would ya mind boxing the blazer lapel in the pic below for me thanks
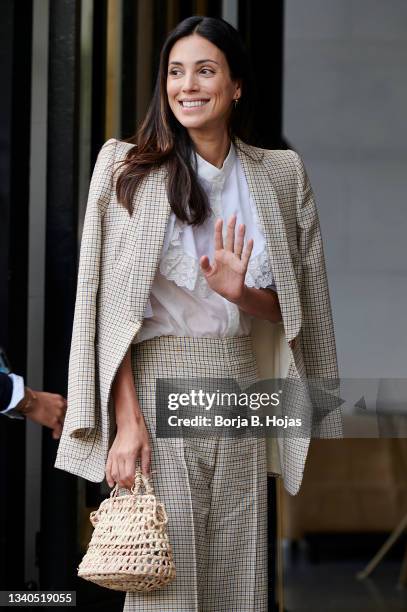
[126,166,172,322]
[234,138,302,343]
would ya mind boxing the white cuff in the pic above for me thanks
[1,373,25,419]
[143,299,154,319]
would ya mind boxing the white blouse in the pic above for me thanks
[133,141,276,344]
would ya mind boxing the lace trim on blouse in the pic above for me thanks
[159,214,275,298]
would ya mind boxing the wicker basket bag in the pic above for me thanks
[77,469,176,592]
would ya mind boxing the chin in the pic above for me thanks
[175,116,208,130]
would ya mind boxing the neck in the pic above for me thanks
[188,128,231,169]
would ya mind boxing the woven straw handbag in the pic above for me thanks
[77,469,176,592]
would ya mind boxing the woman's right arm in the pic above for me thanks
[105,347,152,489]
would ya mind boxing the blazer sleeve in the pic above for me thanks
[0,372,13,412]
[290,151,342,437]
[63,138,117,437]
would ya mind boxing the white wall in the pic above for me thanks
[283,0,407,376]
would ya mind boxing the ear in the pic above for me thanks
[234,79,242,100]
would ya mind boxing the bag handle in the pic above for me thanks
[89,470,157,527]
[130,469,155,495]
[108,468,155,499]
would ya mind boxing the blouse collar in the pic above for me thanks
[193,141,236,187]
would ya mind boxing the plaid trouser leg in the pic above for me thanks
[203,436,268,612]
[123,335,268,612]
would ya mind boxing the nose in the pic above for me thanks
[182,71,199,92]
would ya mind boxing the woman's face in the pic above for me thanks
[166,33,241,136]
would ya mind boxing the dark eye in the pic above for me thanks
[200,68,214,75]
[169,68,182,76]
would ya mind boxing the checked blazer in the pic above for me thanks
[55,136,341,496]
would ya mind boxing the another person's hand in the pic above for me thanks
[200,214,253,302]
[18,389,67,439]
[105,411,152,490]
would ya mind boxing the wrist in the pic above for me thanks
[16,387,37,415]
[115,401,143,427]
[228,284,249,307]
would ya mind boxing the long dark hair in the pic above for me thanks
[115,16,256,224]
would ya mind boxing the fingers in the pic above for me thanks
[119,456,135,490]
[52,422,63,440]
[214,216,251,262]
[214,218,223,250]
[60,396,67,421]
[35,392,66,431]
[241,238,254,269]
[225,214,237,252]
[113,454,135,490]
[235,223,245,258]
[54,395,67,428]
[200,255,212,275]
[105,454,116,488]
[140,445,152,477]
[105,444,152,489]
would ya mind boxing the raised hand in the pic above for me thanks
[200,214,253,303]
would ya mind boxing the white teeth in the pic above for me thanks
[181,100,208,107]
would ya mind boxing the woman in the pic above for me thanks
[56,15,339,612]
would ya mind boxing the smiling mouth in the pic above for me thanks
[179,99,209,108]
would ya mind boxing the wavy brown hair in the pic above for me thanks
[115,16,257,224]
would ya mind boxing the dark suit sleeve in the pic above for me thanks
[0,372,13,412]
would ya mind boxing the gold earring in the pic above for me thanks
[234,98,239,108]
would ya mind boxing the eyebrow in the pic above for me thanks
[168,59,219,66]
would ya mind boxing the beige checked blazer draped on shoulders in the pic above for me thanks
[55,136,341,496]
